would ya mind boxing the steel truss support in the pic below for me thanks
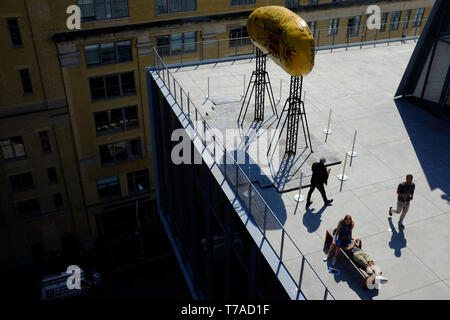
[267,75,313,156]
[238,48,278,126]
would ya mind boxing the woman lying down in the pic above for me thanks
[344,239,389,290]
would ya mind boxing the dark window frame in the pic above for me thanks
[390,11,402,31]
[347,16,361,38]
[85,40,133,67]
[53,193,64,209]
[0,136,26,160]
[38,131,51,154]
[156,32,197,56]
[9,172,34,192]
[6,18,23,47]
[99,137,142,165]
[155,0,197,15]
[97,176,121,201]
[19,69,33,95]
[89,71,136,101]
[328,18,339,36]
[127,169,150,196]
[47,167,58,184]
[17,199,41,219]
[229,26,251,47]
[380,12,389,32]
[230,0,256,6]
[78,0,129,22]
[413,8,425,27]
[94,105,139,136]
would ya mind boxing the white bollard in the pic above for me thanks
[347,130,358,166]
[240,75,246,99]
[337,153,349,181]
[323,109,333,142]
[277,79,284,103]
[294,171,305,202]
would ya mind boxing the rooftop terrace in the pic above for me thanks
[152,40,450,300]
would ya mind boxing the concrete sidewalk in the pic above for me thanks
[170,41,450,300]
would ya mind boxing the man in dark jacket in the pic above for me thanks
[306,157,333,207]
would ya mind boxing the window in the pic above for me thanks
[53,194,63,208]
[97,176,121,201]
[307,21,316,37]
[85,40,132,66]
[380,12,389,32]
[127,169,150,195]
[6,18,22,47]
[308,0,318,4]
[99,138,141,165]
[9,172,34,192]
[328,18,339,36]
[94,105,138,135]
[155,0,196,15]
[231,0,255,6]
[403,10,411,30]
[156,32,197,56]
[39,131,51,153]
[347,16,360,37]
[390,11,402,31]
[47,167,58,183]
[78,0,129,22]
[413,8,425,27]
[229,26,251,47]
[19,69,33,94]
[89,72,136,100]
[0,136,26,160]
[17,199,41,219]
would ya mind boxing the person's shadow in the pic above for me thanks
[300,204,327,233]
[388,217,407,257]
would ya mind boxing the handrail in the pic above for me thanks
[151,47,337,300]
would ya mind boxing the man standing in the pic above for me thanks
[389,174,415,229]
[306,157,333,207]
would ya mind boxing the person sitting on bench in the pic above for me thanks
[344,238,388,285]
[324,215,354,265]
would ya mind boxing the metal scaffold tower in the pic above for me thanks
[268,75,313,156]
[238,48,278,126]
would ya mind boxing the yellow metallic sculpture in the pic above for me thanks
[247,6,315,76]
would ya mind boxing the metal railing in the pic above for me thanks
[152,48,336,300]
[153,18,426,67]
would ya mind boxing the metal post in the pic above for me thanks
[203,119,206,146]
[324,288,329,300]
[248,167,252,215]
[331,30,336,53]
[388,25,391,46]
[263,206,267,238]
[180,87,183,111]
[213,135,216,159]
[347,130,358,166]
[316,30,320,52]
[279,230,285,262]
[294,171,304,203]
[337,153,349,182]
[168,70,171,93]
[240,75,246,99]
[277,79,283,103]
[173,78,177,101]
[298,256,306,291]
[323,109,332,142]
[235,163,239,193]
[187,92,191,118]
[374,29,378,48]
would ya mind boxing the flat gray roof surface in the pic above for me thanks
[169,41,450,300]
